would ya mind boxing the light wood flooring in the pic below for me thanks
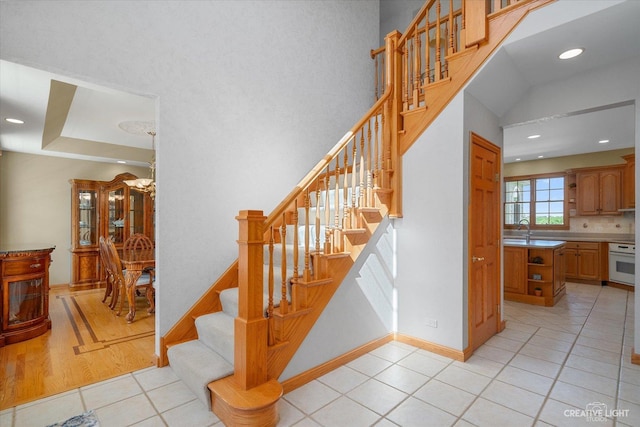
[0,285,155,410]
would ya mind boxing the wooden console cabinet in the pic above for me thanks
[0,245,55,347]
[504,241,565,307]
[70,173,154,288]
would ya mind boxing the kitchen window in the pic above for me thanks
[504,174,568,229]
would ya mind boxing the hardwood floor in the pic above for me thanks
[0,285,155,410]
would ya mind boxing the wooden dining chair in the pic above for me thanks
[123,233,155,284]
[105,236,153,316]
[99,236,117,305]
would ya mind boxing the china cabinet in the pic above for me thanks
[0,245,55,346]
[70,173,154,288]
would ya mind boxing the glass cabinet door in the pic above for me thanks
[108,188,126,244]
[78,190,97,246]
[6,277,44,328]
[129,190,145,235]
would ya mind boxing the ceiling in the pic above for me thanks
[0,1,638,166]
[467,0,640,163]
[0,60,155,167]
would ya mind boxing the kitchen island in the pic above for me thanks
[504,239,566,307]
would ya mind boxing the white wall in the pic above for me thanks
[395,94,466,350]
[281,219,394,381]
[0,151,148,285]
[0,1,379,354]
[379,0,424,44]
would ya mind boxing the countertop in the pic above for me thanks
[0,244,56,256]
[503,232,634,244]
[503,239,566,249]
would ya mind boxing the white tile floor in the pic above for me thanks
[1,283,637,427]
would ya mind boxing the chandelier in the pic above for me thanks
[124,130,156,199]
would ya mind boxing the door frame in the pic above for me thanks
[467,132,504,354]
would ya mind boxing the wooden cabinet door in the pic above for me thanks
[565,247,578,278]
[504,247,527,294]
[576,171,599,215]
[599,168,622,215]
[578,248,599,280]
[553,247,566,295]
[623,154,635,208]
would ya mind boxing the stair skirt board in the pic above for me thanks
[167,340,234,410]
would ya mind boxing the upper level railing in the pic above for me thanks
[371,0,531,110]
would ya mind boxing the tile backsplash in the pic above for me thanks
[569,213,635,234]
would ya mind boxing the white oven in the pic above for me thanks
[608,243,635,287]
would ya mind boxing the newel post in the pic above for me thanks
[235,210,268,390]
[386,30,403,217]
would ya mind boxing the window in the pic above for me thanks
[504,174,567,229]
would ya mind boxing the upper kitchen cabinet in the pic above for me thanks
[576,166,623,216]
[69,173,154,288]
[622,154,635,209]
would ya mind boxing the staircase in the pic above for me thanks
[162,0,554,425]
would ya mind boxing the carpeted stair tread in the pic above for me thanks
[195,311,235,365]
[167,340,233,410]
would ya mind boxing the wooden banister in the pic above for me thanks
[263,34,396,232]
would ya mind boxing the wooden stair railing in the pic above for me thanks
[162,0,556,424]
[233,30,398,383]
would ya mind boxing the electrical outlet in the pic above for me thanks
[425,318,438,328]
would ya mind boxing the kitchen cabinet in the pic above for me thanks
[564,241,606,284]
[503,241,566,307]
[70,173,154,289]
[622,154,635,209]
[1,245,55,347]
[504,246,527,294]
[576,166,623,215]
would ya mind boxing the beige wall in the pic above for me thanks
[504,148,636,236]
[504,148,634,177]
[0,151,148,285]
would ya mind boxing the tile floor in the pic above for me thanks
[1,283,637,427]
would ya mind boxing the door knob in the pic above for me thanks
[472,256,485,262]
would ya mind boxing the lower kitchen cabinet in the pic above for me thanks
[564,241,606,284]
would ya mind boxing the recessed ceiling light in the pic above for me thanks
[527,134,541,139]
[515,158,521,161]
[117,160,127,164]
[538,155,544,159]
[5,117,24,124]
[598,139,609,144]
[559,48,584,60]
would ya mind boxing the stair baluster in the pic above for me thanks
[303,189,311,282]
[324,168,332,255]
[293,200,299,284]
[280,215,288,315]
[268,227,275,345]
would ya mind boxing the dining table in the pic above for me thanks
[120,248,155,323]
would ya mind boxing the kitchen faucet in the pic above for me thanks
[517,218,531,242]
